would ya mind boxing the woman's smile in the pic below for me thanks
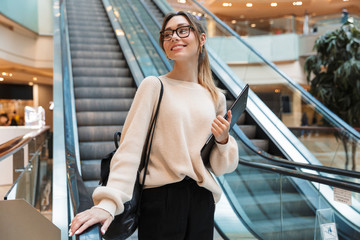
[171,44,187,51]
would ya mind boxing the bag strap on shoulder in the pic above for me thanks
[140,77,163,189]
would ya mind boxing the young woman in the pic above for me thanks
[69,11,238,239]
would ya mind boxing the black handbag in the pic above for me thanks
[99,78,163,240]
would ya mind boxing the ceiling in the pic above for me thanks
[0,58,52,86]
[1,0,359,88]
[197,0,360,20]
[0,14,53,87]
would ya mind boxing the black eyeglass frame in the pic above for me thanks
[160,25,194,41]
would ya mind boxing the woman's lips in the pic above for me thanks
[171,45,186,51]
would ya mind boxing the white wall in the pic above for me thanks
[0,24,53,68]
[38,0,53,35]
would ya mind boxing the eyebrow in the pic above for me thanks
[164,23,189,31]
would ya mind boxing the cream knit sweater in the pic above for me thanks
[92,76,238,217]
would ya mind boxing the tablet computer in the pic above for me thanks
[201,84,249,166]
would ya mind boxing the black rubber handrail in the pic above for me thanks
[238,159,360,193]
[233,126,360,179]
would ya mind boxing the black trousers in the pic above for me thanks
[138,178,215,240]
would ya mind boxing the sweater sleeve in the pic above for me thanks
[92,76,161,217]
[209,93,239,176]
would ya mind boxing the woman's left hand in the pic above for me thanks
[211,110,232,144]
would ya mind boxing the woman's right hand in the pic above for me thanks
[69,207,113,237]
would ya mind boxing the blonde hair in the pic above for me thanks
[159,11,220,103]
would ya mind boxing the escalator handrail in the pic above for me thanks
[232,125,360,179]
[59,0,102,239]
[125,0,172,72]
[103,0,144,87]
[238,159,360,193]
[140,0,162,29]
[189,0,360,142]
[0,127,50,162]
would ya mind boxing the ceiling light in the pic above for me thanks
[231,20,236,24]
[33,77,37,81]
[246,3,253,7]
[9,73,12,77]
[293,1,303,5]
[0,77,4,81]
[271,3,278,7]
[177,0,186,3]
[343,0,349,2]
[2,72,7,76]
[251,23,256,28]
[223,3,232,7]
[29,82,34,86]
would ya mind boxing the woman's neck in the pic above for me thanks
[166,59,198,83]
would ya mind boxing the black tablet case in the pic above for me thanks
[201,84,249,166]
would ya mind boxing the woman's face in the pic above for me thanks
[162,15,204,62]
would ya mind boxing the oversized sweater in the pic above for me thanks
[92,75,239,217]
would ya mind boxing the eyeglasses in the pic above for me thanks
[160,25,194,41]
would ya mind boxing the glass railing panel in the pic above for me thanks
[110,0,168,76]
[4,132,52,219]
[160,0,360,172]
[222,164,282,239]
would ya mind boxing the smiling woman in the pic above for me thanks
[69,10,239,240]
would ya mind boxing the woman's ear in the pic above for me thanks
[200,33,206,47]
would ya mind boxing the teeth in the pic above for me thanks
[172,45,184,50]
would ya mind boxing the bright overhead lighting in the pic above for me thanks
[223,3,232,7]
[271,3,278,7]
[251,23,256,28]
[231,20,236,24]
[29,82,34,86]
[177,0,186,3]
[2,72,7,76]
[9,73,12,77]
[33,77,37,81]
[246,3,253,7]
[293,1,303,5]
[343,0,349,2]
[0,77,4,81]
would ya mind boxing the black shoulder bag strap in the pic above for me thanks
[139,77,163,197]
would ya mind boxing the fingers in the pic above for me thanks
[69,208,112,237]
[227,110,232,123]
[211,112,231,144]
[101,217,113,235]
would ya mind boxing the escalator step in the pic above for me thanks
[78,125,124,142]
[238,125,256,138]
[74,87,136,98]
[75,98,133,112]
[79,141,115,160]
[72,59,126,68]
[68,30,115,39]
[81,160,102,181]
[73,77,133,87]
[68,24,113,33]
[70,43,120,52]
[76,111,128,126]
[71,50,123,60]
[72,67,130,77]
[70,36,117,45]
[84,180,101,195]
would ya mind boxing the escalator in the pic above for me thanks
[65,0,145,194]
[56,0,360,239]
